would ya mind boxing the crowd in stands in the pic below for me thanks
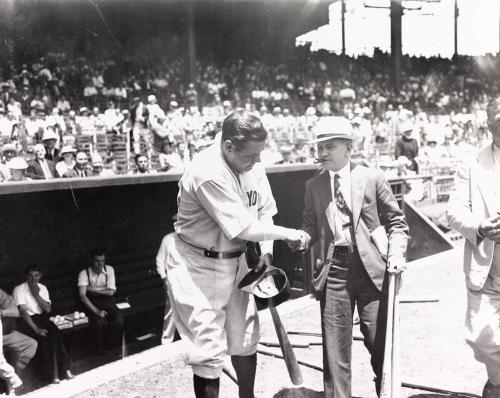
[0,50,497,182]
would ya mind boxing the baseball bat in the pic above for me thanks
[267,298,303,385]
[380,272,396,398]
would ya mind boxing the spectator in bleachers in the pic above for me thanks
[55,146,76,178]
[0,288,38,383]
[13,264,73,384]
[62,151,91,178]
[394,121,419,173]
[128,153,151,175]
[78,249,123,354]
[0,144,18,181]
[90,153,114,177]
[158,141,183,173]
[26,144,56,180]
[41,129,60,163]
[276,144,295,164]
[5,158,30,182]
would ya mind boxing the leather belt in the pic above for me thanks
[178,235,246,259]
[203,248,246,259]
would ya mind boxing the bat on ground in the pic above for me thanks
[267,298,303,385]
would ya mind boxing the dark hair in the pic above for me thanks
[24,263,43,275]
[91,248,106,258]
[134,153,147,164]
[221,111,267,149]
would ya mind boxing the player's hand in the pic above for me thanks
[254,253,272,272]
[387,256,406,274]
[36,327,48,337]
[478,214,500,242]
[96,310,107,318]
[28,281,40,296]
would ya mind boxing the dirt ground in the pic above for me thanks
[25,248,485,398]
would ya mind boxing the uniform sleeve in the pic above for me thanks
[196,180,254,240]
[77,269,89,287]
[257,167,278,220]
[156,237,168,279]
[106,266,117,291]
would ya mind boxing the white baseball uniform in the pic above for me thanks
[166,142,277,379]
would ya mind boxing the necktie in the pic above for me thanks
[333,174,352,229]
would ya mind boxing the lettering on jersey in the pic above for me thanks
[246,190,257,207]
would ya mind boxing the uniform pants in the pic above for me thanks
[320,248,386,398]
[87,295,124,351]
[3,331,38,370]
[466,285,500,385]
[0,318,22,389]
[166,234,260,379]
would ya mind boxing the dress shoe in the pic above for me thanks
[51,378,60,385]
[65,370,75,380]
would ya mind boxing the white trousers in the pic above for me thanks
[165,234,260,379]
[0,318,23,390]
[466,287,500,385]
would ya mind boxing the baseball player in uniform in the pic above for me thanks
[164,111,304,398]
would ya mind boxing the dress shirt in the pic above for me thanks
[77,265,116,291]
[39,159,53,179]
[328,164,353,247]
[12,282,51,316]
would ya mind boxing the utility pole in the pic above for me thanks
[186,1,197,86]
[341,0,346,55]
[390,0,403,94]
[454,0,458,58]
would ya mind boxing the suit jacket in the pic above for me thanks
[62,167,91,178]
[447,143,498,291]
[26,159,56,180]
[302,162,408,292]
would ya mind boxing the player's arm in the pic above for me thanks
[196,180,303,243]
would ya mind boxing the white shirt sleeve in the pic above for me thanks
[156,236,168,280]
[77,269,89,287]
[106,266,116,291]
[39,284,51,304]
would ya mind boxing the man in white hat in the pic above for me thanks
[146,94,165,121]
[6,157,29,182]
[394,120,419,172]
[41,128,60,162]
[448,94,500,398]
[290,116,408,397]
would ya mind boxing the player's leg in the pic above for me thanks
[227,255,260,398]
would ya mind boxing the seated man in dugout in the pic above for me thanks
[78,249,123,354]
[12,264,73,385]
[0,288,37,385]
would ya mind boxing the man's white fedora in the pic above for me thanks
[310,116,357,143]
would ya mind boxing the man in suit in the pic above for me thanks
[26,144,56,180]
[291,116,408,397]
[62,152,91,178]
[447,94,500,398]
